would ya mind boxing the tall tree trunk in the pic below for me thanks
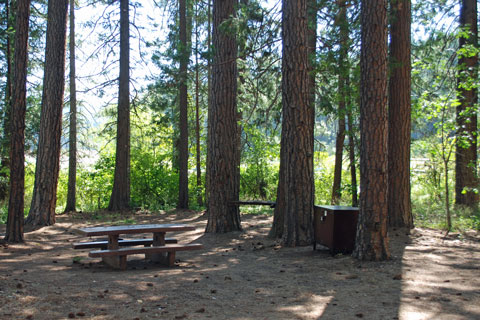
[4,0,30,242]
[388,0,413,228]
[0,1,14,202]
[5,1,12,115]
[347,108,358,207]
[205,0,241,233]
[271,0,314,246]
[307,0,316,152]
[455,0,478,208]
[108,0,130,211]
[194,0,203,207]
[332,0,348,205]
[353,0,390,261]
[65,0,77,213]
[26,0,68,226]
[205,0,212,208]
[177,0,189,209]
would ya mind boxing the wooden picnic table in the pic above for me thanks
[74,223,202,270]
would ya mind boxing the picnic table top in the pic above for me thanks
[76,223,196,236]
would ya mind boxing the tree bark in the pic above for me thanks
[332,117,346,205]
[353,0,390,260]
[205,0,241,233]
[108,0,131,211]
[347,109,358,207]
[271,0,314,246]
[65,0,77,213]
[455,0,478,208]
[177,0,189,209]
[307,0,316,145]
[205,0,212,208]
[388,0,413,228]
[26,0,68,226]
[332,0,348,205]
[4,0,30,242]
[194,1,203,207]
[0,1,14,201]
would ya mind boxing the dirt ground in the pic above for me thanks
[1,209,479,320]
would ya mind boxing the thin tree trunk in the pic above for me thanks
[455,0,478,208]
[445,159,452,230]
[388,0,413,229]
[332,118,346,205]
[205,0,241,233]
[347,108,358,207]
[26,0,68,226]
[194,1,203,207]
[108,0,130,211]
[65,0,77,213]
[332,0,348,205]
[353,0,390,261]
[177,0,189,209]
[4,0,30,242]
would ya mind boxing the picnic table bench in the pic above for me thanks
[74,224,202,270]
[73,237,178,249]
[229,200,276,208]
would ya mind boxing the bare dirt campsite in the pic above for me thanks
[1,210,480,320]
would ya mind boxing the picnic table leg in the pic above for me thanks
[152,232,166,246]
[167,252,176,267]
[102,235,127,270]
[149,232,171,266]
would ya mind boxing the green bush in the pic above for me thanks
[0,203,7,224]
[240,162,278,201]
[131,152,179,210]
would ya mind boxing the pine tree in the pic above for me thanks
[271,0,314,246]
[108,0,131,211]
[388,0,413,228]
[353,0,390,260]
[4,0,31,242]
[26,0,68,226]
[455,0,478,208]
[205,0,241,232]
[65,0,77,213]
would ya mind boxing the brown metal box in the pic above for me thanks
[313,205,359,254]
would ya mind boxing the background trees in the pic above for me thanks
[0,0,478,235]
